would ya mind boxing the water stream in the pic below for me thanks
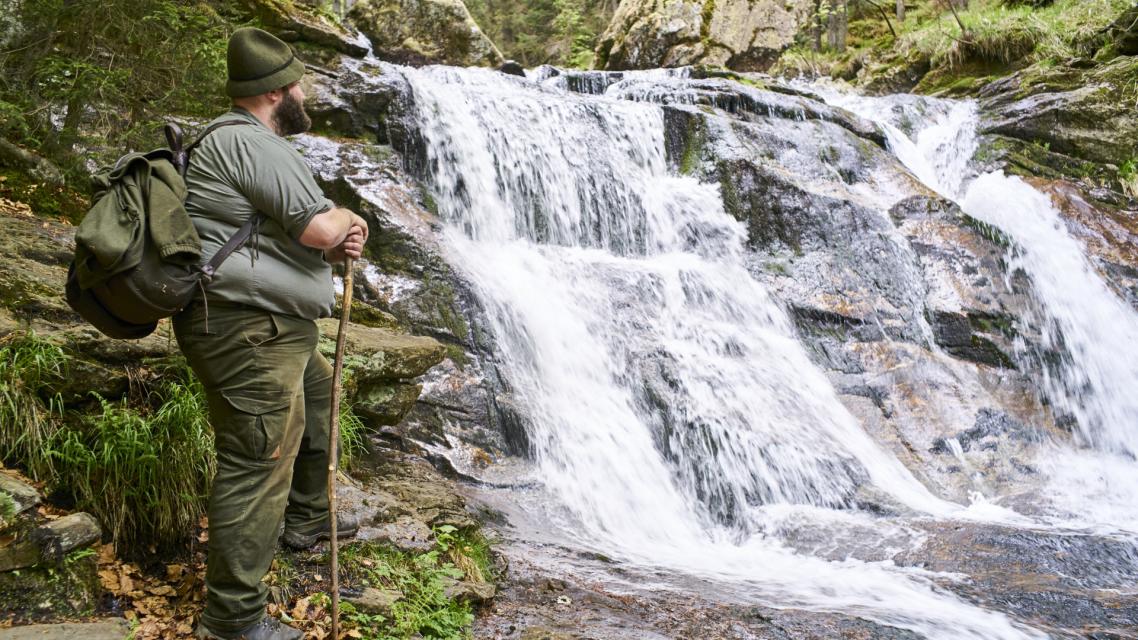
[389,66,1083,638]
[820,90,1138,533]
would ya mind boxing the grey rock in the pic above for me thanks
[596,0,813,71]
[349,0,503,67]
[0,473,40,515]
[979,56,1138,169]
[0,620,131,640]
[442,577,495,604]
[242,0,370,57]
[345,586,402,614]
[0,512,101,572]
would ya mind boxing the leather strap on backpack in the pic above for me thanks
[163,119,267,281]
[199,214,261,281]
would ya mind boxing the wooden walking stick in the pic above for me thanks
[328,257,353,639]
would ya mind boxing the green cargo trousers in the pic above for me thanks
[174,301,332,634]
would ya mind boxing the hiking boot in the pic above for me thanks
[281,512,360,550]
[195,615,303,640]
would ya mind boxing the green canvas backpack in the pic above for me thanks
[65,121,261,339]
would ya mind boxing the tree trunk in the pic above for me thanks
[813,0,824,51]
[827,0,848,53]
[896,0,905,21]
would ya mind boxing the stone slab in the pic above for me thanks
[0,620,131,640]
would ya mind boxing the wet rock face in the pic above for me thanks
[303,58,409,142]
[978,56,1138,170]
[897,522,1138,635]
[596,0,813,72]
[348,0,503,67]
[639,76,1055,503]
[1026,178,1138,309]
[293,120,516,459]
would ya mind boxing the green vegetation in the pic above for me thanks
[0,491,16,529]
[465,0,614,67]
[0,169,87,222]
[0,0,241,179]
[778,0,1133,93]
[338,401,372,471]
[0,332,66,480]
[0,329,380,550]
[1120,157,1138,197]
[336,525,494,639]
[48,365,215,551]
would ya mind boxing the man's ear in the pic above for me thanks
[266,86,286,105]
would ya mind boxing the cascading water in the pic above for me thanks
[395,65,1044,638]
[818,89,1138,532]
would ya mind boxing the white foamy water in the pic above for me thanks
[822,88,1138,530]
[395,65,1044,638]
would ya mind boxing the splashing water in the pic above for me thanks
[822,88,1138,530]
[395,66,1043,638]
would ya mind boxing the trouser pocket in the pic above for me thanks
[215,392,292,463]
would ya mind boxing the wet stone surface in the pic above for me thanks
[896,523,1138,637]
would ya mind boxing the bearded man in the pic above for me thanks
[177,27,368,640]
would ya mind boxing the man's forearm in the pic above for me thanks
[299,206,366,250]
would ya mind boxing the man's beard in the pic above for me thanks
[272,90,311,136]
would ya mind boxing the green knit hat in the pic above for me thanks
[226,27,306,98]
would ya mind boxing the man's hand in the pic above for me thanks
[325,224,365,264]
[301,207,370,251]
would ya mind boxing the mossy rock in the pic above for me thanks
[348,0,503,67]
[242,0,370,57]
[979,56,1138,170]
[317,319,446,383]
[597,0,812,71]
[355,381,423,427]
[0,553,100,624]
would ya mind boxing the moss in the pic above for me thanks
[445,343,469,370]
[678,117,707,176]
[0,552,100,624]
[961,213,1011,248]
[699,0,716,47]
[968,311,1018,338]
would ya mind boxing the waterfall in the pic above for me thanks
[820,89,1138,531]
[394,65,1043,639]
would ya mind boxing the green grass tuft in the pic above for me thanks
[0,332,67,480]
[48,364,215,551]
[0,491,17,529]
[335,526,496,639]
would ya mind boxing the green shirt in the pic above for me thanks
[186,108,335,320]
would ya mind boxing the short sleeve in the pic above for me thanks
[232,134,334,240]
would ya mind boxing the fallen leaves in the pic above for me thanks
[95,543,205,639]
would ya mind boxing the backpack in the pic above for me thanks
[65,121,261,339]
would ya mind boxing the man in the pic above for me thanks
[176,27,369,640]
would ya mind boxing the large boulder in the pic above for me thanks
[348,0,503,67]
[596,0,812,71]
[242,0,370,57]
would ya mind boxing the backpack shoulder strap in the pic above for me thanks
[165,119,254,176]
[186,119,252,155]
[181,119,264,280]
[199,214,261,281]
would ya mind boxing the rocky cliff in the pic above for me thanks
[596,0,812,71]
